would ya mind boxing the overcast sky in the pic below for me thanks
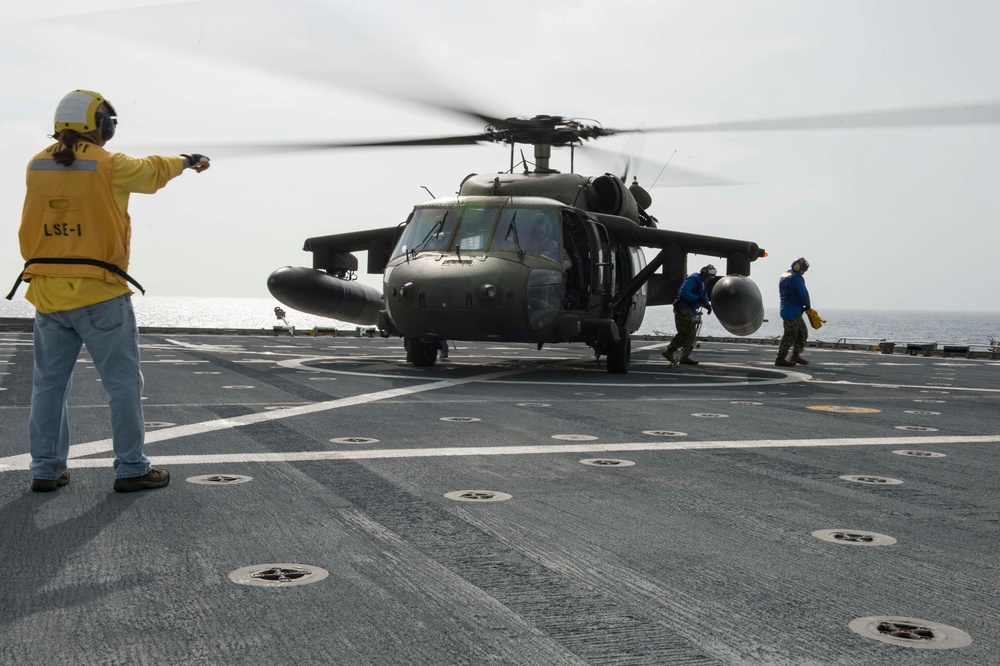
[2,0,998,316]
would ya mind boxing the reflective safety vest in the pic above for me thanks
[8,142,144,299]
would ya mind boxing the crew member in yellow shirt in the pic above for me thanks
[8,89,211,492]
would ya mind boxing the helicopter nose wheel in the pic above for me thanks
[405,337,439,367]
[606,328,631,374]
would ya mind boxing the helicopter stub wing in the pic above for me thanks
[595,214,765,272]
[303,225,403,275]
[303,226,401,255]
[640,227,765,272]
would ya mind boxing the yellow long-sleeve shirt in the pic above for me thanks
[19,142,184,313]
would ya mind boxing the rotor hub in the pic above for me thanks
[486,115,612,147]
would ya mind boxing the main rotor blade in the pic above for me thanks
[317,134,492,148]
[36,1,515,133]
[619,101,1000,134]
[123,134,495,159]
[578,145,743,188]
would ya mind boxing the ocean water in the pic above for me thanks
[2,296,997,346]
[641,307,999,346]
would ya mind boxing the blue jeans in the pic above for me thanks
[29,294,150,480]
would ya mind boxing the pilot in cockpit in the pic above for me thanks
[528,212,560,261]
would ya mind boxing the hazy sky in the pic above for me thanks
[2,0,998,316]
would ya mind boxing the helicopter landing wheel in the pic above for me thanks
[606,328,631,374]
[406,337,438,368]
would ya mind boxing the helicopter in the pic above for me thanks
[264,96,1000,373]
[266,112,769,373]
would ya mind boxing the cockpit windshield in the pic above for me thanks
[391,205,562,263]
[452,206,497,252]
[391,208,456,259]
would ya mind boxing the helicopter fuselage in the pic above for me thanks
[381,196,646,348]
[267,170,766,373]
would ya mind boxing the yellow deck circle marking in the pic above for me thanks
[808,405,882,414]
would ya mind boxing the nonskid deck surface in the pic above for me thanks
[1,333,998,665]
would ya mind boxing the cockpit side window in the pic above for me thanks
[524,210,561,262]
[489,208,562,263]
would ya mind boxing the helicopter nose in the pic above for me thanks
[385,258,566,339]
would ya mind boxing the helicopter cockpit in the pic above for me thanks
[382,198,607,348]
[390,202,565,265]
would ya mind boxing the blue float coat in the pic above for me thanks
[674,272,710,313]
[779,268,811,320]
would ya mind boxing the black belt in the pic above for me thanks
[6,257,144,300]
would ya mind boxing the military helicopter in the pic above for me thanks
[264,98,1000,373]
[265,111,770,374]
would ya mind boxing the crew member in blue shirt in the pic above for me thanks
[662,265,715,366]
[776,257,811,367]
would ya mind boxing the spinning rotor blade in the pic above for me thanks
[39,1,514,135]
[182,134,495,159]
[224,100,1000,159]
[45,3,1000,160]
[622,101,1000,134]
[612,132,645,182]
[579,145,743,188]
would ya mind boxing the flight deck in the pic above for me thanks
[1,333,997,665]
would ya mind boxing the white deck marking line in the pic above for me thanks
[6,435,998,471]
[276,354,811,388]
[0,363,547,470]
[810,379,1000,393]
[162,339,246,351]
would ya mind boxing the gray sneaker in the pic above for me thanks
[114,468,170,493]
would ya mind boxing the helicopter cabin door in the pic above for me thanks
[589,222,613,303]
[559,212,614,314]
[560,211,599,312]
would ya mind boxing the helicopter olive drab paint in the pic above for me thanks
[267,115,770,376]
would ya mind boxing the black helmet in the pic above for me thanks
[792,258,809,273]
[699,264,717,279]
